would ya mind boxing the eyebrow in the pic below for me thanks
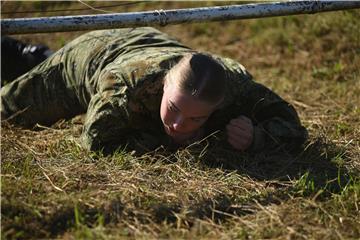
[169,100,209,119]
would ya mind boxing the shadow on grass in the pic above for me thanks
[1,125,354,240]
[192,136,353,197]
[121,136,355,228]
[1,198,126,239]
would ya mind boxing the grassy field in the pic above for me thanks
[1,1,360,239]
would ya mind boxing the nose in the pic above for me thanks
[172,115,184,131]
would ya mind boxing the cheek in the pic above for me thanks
[185,120,204,131]
[160,96,167,122]
[160,101,173,125]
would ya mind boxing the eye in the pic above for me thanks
[168,104,176,112]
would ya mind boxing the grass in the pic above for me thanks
[1,1,360,239]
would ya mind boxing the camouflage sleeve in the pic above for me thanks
[80,62,166,154]
[237,80,308,152]
[211,57,308,153]
[80,70,134,153]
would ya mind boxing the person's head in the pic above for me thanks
[160,52,226,138]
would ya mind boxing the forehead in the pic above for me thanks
[165,84,216,117]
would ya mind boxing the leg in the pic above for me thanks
[1,28,154,127]
[1,36,53,84]
[1,54,85,127]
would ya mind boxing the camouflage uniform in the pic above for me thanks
[1,27,307,153]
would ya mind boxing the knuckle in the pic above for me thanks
[226,126,233,133]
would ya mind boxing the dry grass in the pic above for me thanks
[1,2,360,239]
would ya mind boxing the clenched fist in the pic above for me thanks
[226,115,254,151]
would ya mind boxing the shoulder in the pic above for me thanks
[219,56,250,78]
[206,54,253,82]
[103,48,193,87]
[96,50,192,106]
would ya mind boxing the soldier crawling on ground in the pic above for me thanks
[1,27,308,154]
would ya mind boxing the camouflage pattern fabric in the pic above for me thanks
[1,27,307,153]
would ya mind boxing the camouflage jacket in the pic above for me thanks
[1,27,307,153]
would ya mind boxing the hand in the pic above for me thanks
[226,115,254,151]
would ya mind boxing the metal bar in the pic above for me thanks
[2,1,360,35]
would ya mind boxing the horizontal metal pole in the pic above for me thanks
[2,1,360,35]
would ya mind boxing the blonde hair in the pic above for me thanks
[164,53,226,105]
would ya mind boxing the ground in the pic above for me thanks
[1,1,360,239]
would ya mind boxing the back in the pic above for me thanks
[56,27,191,107]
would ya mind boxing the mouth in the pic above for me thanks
[165,125,177,134]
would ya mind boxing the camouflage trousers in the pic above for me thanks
[1,30,132,127]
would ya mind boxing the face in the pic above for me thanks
[160,82,217,140]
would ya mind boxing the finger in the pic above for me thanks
[227,131,252,143]
[228,133,251,146]
[227,122,254,143]
[228,136,250,151]
[228,122,249,133]
[227,137,245,151]
[228,131,253,147]
[227,134,252,150]
[227,126,252,138]
[226,124,250,137]
[239,115,252,124]
[231,115,252,123]
[229,118,252,129]
[230,118,246,126]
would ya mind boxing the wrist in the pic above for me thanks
[248,126,265,152]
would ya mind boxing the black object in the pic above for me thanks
[1,36,53,84]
